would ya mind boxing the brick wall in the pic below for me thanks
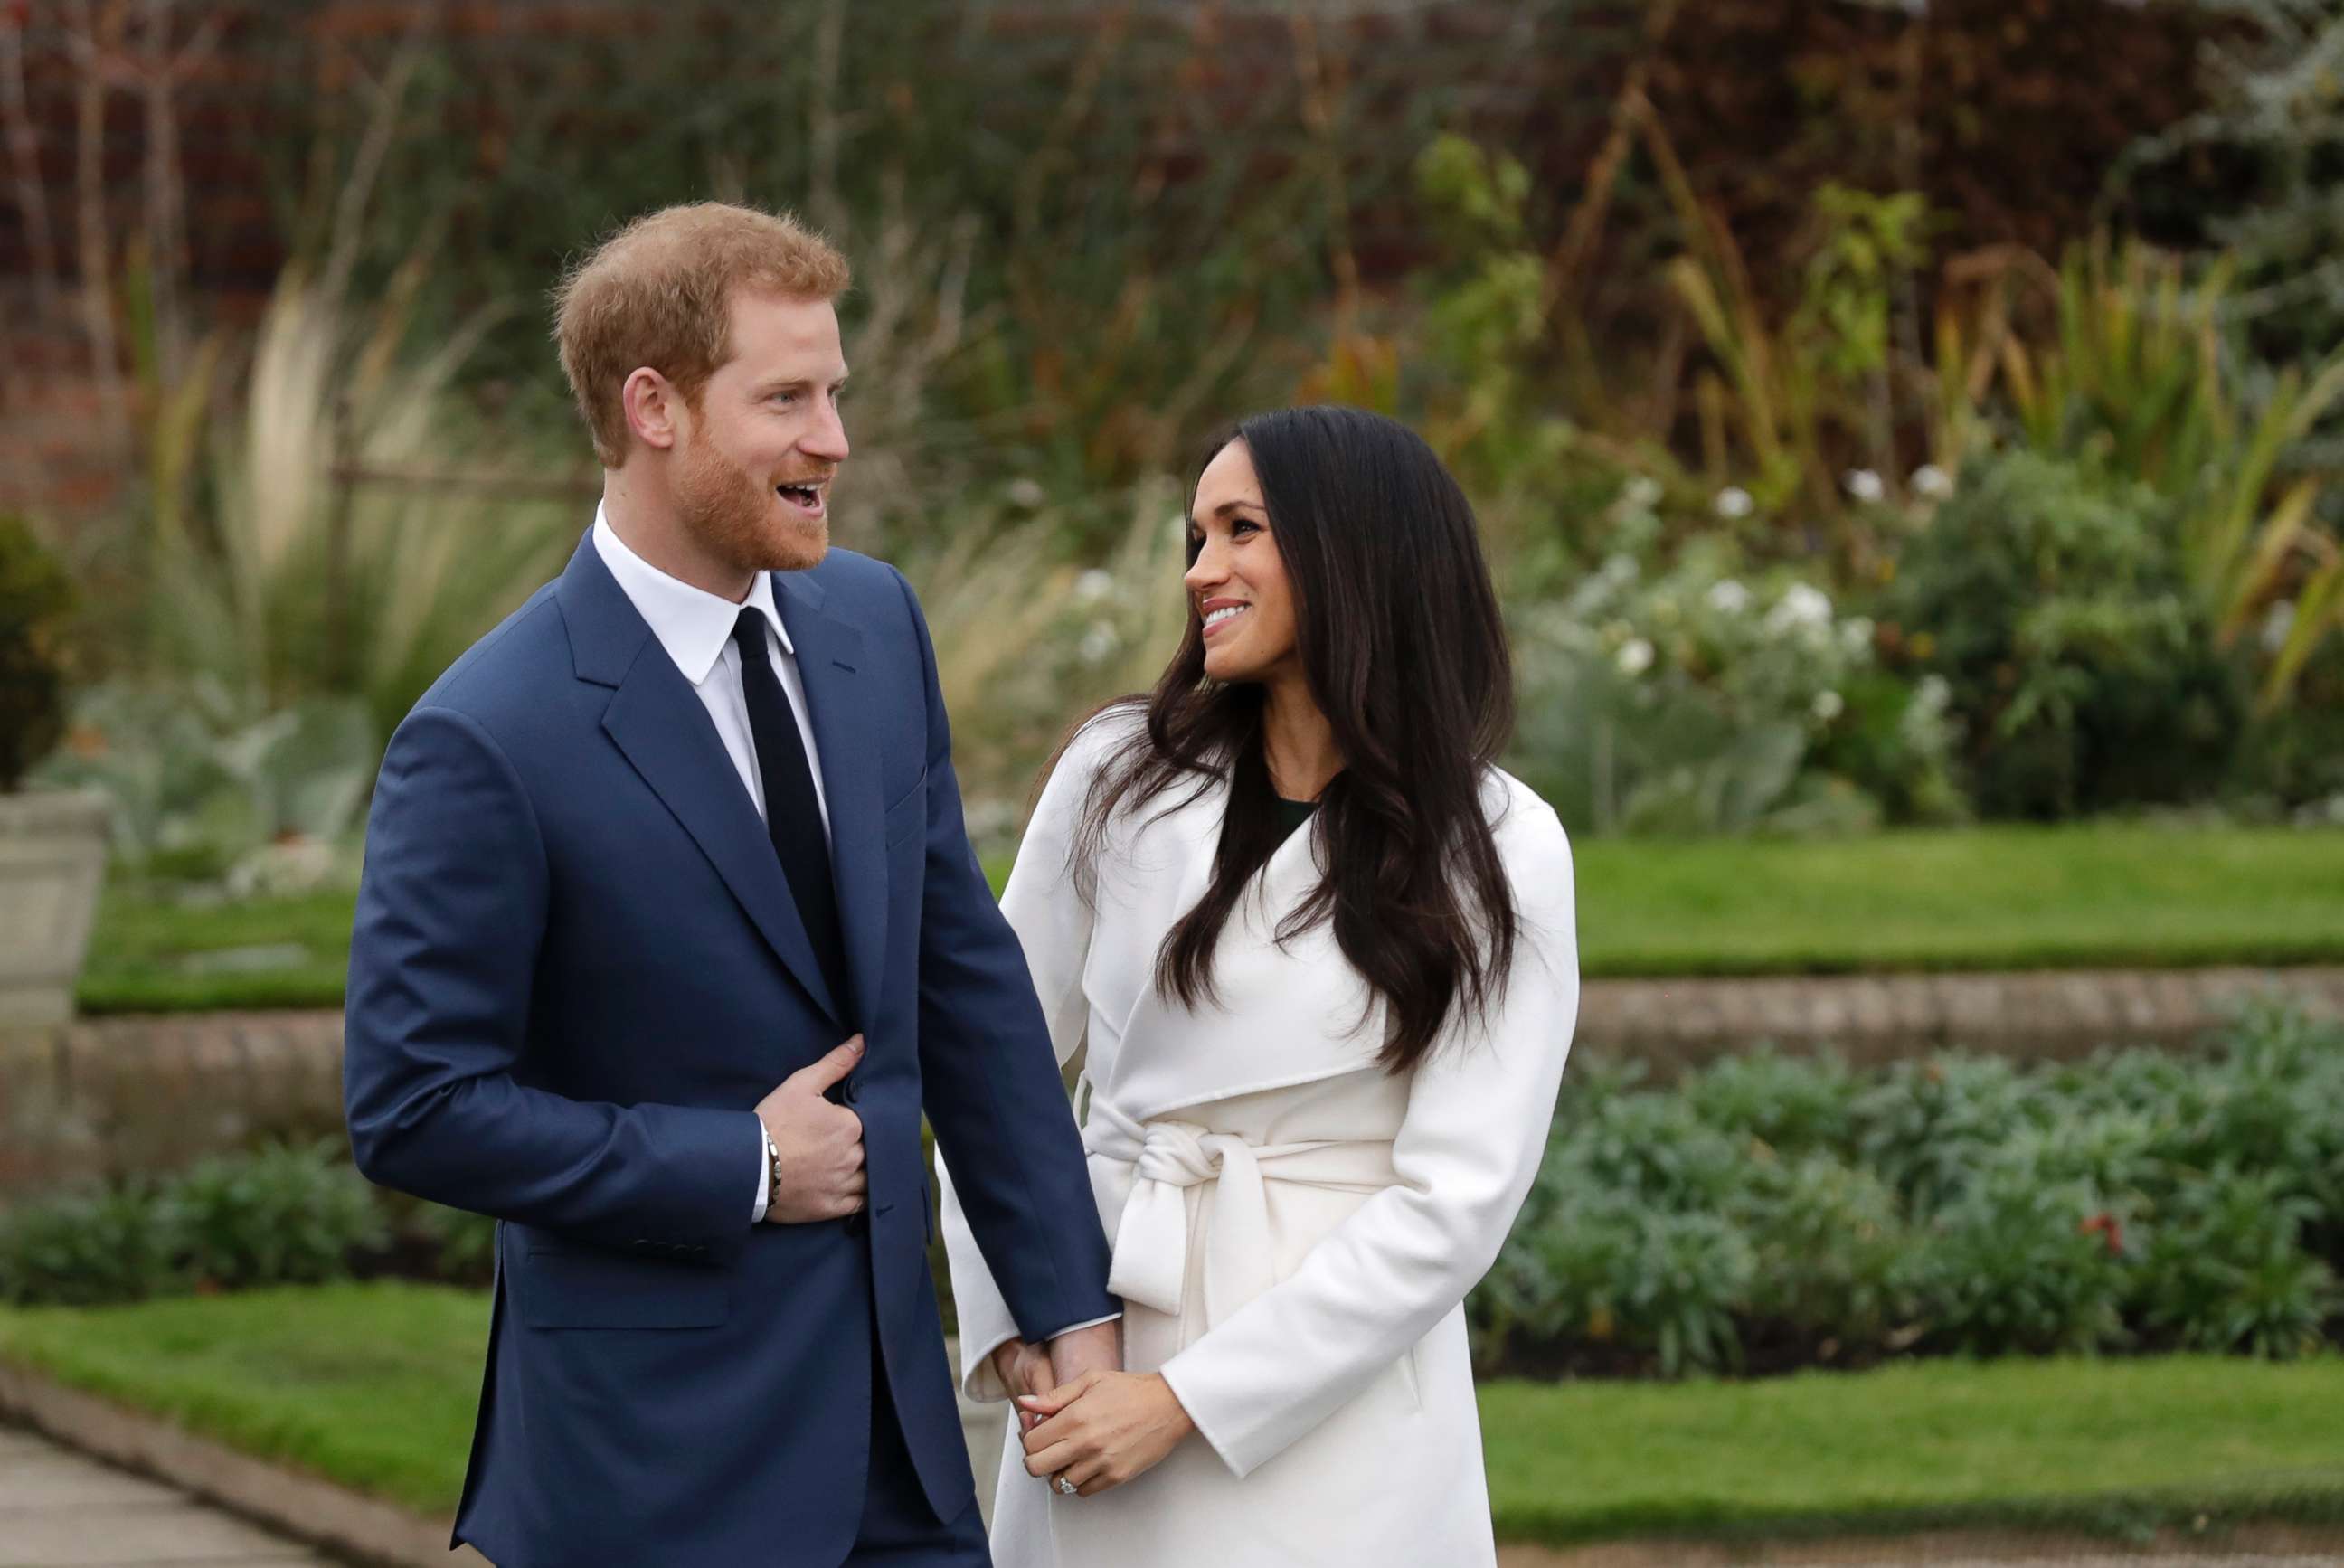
[6,965,2338,1197]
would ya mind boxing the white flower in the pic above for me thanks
[1622,477,1663,510]
[1765,582,1834,634]
[1909,464,1953,500]
[1713,486,1753,521]
[2262,600,2297,654]
[1602,553,1640,583]
[1006,477,1047,509]
[1073,569,1114,605]
[1844,468,1886,504]
[1077,621,1118,663]
[1706,579,1753,615]
[1810,690,1846,723]
[1616,638,1655,676]
[1839,616,1876,656]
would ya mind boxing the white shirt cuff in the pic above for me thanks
[1049,1312,1123,1336]
[752,1120,770,1222]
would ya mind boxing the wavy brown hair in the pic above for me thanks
[1062,405,1518,1073]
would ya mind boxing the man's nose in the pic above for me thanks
[801,399,850,463]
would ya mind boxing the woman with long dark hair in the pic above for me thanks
[938,406,1579,1565]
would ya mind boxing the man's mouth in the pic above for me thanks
[775,480,827,518]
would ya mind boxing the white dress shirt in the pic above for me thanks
[591,509,827,1221]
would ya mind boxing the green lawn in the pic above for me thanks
[75,823,2344,1014]
[1481,1357,2344,1545]
[3,1286,2339,1543]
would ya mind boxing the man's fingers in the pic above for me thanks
[786,1035,865,1094]
[1016,1369,1101,1418]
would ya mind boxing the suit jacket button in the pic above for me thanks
[840,1075,861,1106]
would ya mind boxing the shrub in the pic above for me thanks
[163,1138,389,1290]
[1882,449,2246,818]
[0,514,75,792]
[0,1183,182,1307]
[1914,1167,2132,1356]
[1733,1153,1917,1348]
[2135,1167,2338,1358]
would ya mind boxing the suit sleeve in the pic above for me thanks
[343,704,761,1261]
[1157,807,1579,1478]
[893,570,1118,1356]
[937,712,1124,1399]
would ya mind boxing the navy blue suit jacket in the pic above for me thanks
[343,532,1114,1566]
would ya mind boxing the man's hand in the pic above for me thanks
[1045,1318,1120,1388]
[988,1340,1055,1434]
[753,1036,866,1223]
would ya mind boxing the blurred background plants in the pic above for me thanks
[1473,1003,2344,1379]
[6,0,2343,881]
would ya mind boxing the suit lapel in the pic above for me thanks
[772,571,887,1037]
[557,533,845,1029]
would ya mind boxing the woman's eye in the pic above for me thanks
[1232,519,1261,538]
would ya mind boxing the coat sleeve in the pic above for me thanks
[1157,803,1579,1478]
[896,570,1119,1370]
[343,704,761,1261]
[936,709,1126,1400]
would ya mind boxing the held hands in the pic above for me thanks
[988,1340,1056,1435]
[753,1036,866,1223]
[990,1318,1121,1437]
[1018,1371,1196,1498]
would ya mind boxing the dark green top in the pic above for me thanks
[1275,795,1318,837]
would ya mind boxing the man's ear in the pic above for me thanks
[622,367,683,452]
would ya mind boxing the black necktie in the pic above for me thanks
[732,609,850,1026]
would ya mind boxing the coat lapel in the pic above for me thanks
[556,533,845,1029]
[1098,774,1385,1123]
[771,571,887,1037]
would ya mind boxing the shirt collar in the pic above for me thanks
[591,503,793,685]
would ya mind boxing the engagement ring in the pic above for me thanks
[1054,1476,1079,1497]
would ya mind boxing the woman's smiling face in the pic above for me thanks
[1184,439,1299,685]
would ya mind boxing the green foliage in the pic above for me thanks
[0,1140,410,1307]
[163,1139,388,1291]
[2136,1167,2339,1358]
[1915,1167,2132,1356]
[1734,1153,1915,1344]
[1510,537,1961,837]
[0,1183,180,1308]
[1884,448,2247,817]
[31,681,376,884]
[1473,1004,2344,1378]
[0,515,75,792]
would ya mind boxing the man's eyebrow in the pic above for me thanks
[751,371,850,393]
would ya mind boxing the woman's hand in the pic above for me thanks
[1017,1371,1196,1497]
[989,1340,1055,1433]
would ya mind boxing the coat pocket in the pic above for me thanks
[513,1247,729,1330]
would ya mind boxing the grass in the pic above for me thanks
[0,1282,484,1516]
[1572,822,2344,978]
[3,1286,2340,1544]
[1484,1355,2344,1545]
[73,823,2344,1014]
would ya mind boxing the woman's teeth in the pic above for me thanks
[1204,605,1247,628]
